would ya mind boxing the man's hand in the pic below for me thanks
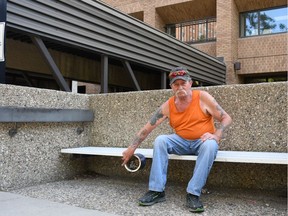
[200,132,221,143]
[121,103,168,166]
[122,146,136,166]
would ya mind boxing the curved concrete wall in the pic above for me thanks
[0,82,287,190]
[88,82,287,190]
[89,82,287,152]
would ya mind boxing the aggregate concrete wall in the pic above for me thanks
[88,82,287,190]
[0,82,287,191]
[0,84,91,190]
[89,82,287,152]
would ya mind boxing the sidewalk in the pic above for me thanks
[2,174,287,216]
[0,192,118,216]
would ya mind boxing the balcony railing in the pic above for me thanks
[166,18,216,44]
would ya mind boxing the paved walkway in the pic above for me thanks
[1,174,287,216]
[0,192,117,216]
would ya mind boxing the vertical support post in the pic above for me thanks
[101,55,108,93]
[205,18,209,41]
[0,0,7,84]
[72,81,78,93]
[161,71,167,89]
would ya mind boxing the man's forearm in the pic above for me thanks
[215,114,232,139]
[130,128,149,149]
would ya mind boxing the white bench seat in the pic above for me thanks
[61,147,288,165]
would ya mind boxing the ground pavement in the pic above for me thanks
[1,174,287,216]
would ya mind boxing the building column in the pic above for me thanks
[143,1,165,31]
[216,0,241,84]
[72,81,78,93]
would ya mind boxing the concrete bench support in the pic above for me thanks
[61,147,288,165]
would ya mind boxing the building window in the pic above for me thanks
[166,18,216,44]
[244,73,287,84]
[77,86,86,94]
[240,6,288,37]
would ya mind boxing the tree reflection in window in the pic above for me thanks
[242,7,287,37]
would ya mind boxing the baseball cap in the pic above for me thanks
[168,67,192,85]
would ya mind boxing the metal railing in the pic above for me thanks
[166,18,216,44]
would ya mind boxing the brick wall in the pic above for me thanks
[103,0,143,15]
[216,0,240,84]
[102,0,140,8]
[237,34,288,74]
[193,42,217,57]
[102,0,287,85]
[103,0,239,84]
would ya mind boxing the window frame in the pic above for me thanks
[240,5,288,38]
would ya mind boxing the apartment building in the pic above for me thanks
[102,0,288,84]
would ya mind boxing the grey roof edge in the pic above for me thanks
[81,0,225,66]
[6,0,226,84]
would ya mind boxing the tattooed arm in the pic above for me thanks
[130,107,167,149]
[122,101,169,165]
[200,91,232,143]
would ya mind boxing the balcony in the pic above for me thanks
[166,18,216,44]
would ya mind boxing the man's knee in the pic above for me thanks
[154,135,169,149]
[201,139,218,153]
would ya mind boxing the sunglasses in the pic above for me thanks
[169,70,187,78]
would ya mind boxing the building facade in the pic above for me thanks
[5,0,226,93]
[102,0,288,84]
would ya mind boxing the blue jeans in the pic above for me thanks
[148,134,218,197]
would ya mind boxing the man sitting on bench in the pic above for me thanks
[122,66,232,213]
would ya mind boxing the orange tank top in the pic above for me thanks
[169,90,215,140]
